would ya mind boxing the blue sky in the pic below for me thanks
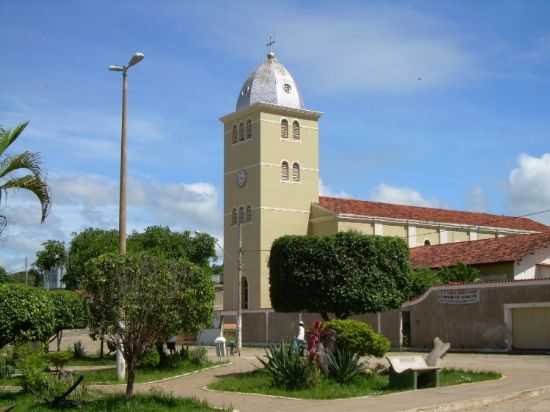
[2,0,550,270]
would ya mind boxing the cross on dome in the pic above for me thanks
[266,34,276,58]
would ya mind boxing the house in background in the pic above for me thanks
[43,267,64,290]
[410,231,550,281]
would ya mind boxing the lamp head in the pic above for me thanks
[108,65,124,72]
[128,52,144,68]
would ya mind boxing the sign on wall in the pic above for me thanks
[438,288,480,304]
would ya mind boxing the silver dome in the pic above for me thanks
[236,52,304,112]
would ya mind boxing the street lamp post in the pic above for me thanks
[109,52,144,255]
[109,52,144,381]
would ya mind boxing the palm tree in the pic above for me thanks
[0,122,50,232]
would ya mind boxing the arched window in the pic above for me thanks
[246,205,252,222]
[292,162,300,182]
[292,120,300,140]
[281,119,289,139]
[281,161,289,181]
[239,122,244,141]
[424,239,431,246]
[232,126,237,144]
[241,277,249,309]
[238,206,245,223]
[246,119,252,139]
[231,208,237,225]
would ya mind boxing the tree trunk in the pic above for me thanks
[56,330,63,352]
[125,359,135,399]
[99,337,104,358]
[320,312,330,321]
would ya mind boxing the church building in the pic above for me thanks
[221,50,549,313]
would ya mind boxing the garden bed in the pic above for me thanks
[0,390,227,411]
[208,368,501,400]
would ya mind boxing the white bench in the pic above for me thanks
[387,337,450,389]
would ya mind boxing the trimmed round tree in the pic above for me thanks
[83,252,214,398]
[0,283,56,348]
[269,231,411,320]
[49,290,88,351]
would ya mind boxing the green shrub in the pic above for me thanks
[324,319,390,357]
[47,351,73,373]
[438,262,480,283]
[72,340,86,359]
[140,350,161,368]
[189,347,208,366]
[327,348,364,383]
[409,267,441,298]
[0,284,56,348]
[258,343,320,390]
[269,232,411,319]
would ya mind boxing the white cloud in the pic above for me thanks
[0,173,221,271]
[507,153,550,221]
[181,3,476,94]
[370,183,435,207]
[319,179,349,198]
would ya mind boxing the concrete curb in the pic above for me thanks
[398,383,550,412]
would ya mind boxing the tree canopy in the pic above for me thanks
[269,231,411,320]
[64,226,217,289]
[0,283,56,348]
[0,265,10,283]
[409,263,481,298]
[83,252,214,397]
[64,228,118,289]
[35,240,66,273]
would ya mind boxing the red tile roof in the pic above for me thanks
[410,231,550,268]
[318,196,548,232]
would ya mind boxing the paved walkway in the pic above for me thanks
[469,390,550,412]
[96,348,550,412]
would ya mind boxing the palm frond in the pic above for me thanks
[1,174,51,222]
[0,122,30,156]
[0,151,42,178]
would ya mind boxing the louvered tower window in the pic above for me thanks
[281,161,289,181]
[239,122,244,141]
[292,162,301,182]
[232,126,237,144]
[246,119,252,139]
[281,119,289,139]
[292,121,300,140]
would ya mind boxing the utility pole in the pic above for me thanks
[236,222,243,350]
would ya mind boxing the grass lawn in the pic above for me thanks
[0,360,220,387]
[208,368,501,400]
[0,391,227,412]
[66,354,116,367]
[81,359,218,384]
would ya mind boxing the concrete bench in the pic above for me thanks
[387,337,450,389]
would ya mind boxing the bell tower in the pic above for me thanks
[221,50,322,310]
